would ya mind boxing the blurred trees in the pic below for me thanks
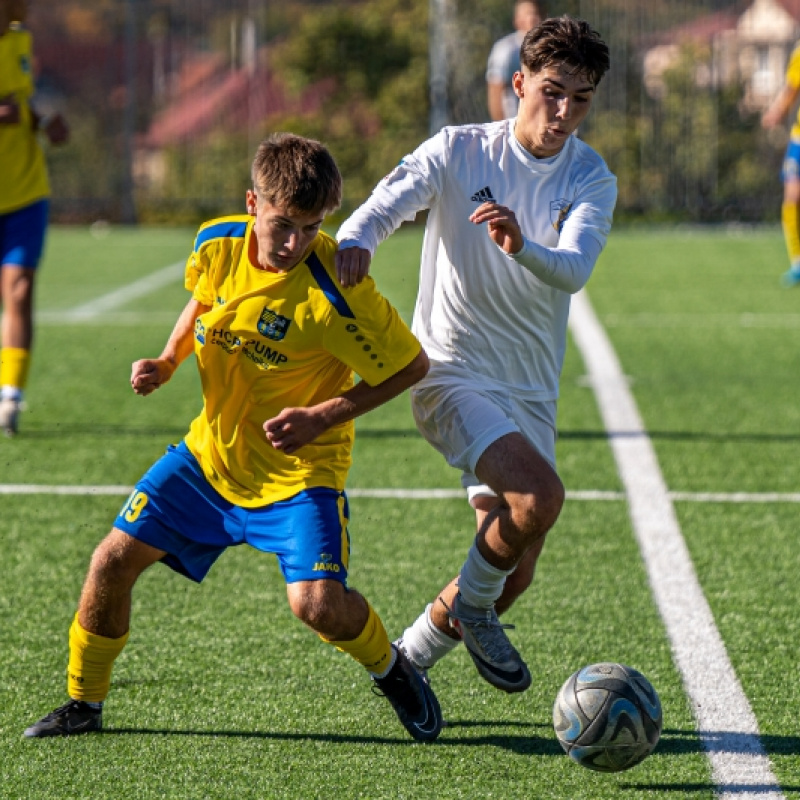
[26,0,788,224]
[265,0,430,214]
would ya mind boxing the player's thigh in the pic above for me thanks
[0,264,35,309]
[87,527,167,588]
[411,369,518,473]
[247,487,351,584]
[114,442,235,583]
[475,431,562,498]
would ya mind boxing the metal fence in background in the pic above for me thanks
[26,0,798,224]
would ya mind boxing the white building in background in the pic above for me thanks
[642,0,800,112]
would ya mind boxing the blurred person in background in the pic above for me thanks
[0,0,68,436]
[336,17,616,697]
[762,40,800,287]
[486,0,544,121]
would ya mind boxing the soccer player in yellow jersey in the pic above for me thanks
[24,133,442,742]
[0,0,68,435]
[763,41,800,286]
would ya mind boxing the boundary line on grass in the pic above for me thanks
[3,484,800,504]
[569,289,782,800]
[2,484,800,505]
[42,261,185,323]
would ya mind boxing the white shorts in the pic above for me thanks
[410,363,557,504]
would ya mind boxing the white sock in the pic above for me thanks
[400,603,460,669]
[457,540,513,609]
[0,386,22,402]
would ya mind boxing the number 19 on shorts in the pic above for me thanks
[121,490,149,523]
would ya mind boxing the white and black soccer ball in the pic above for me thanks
[552,662,662,773]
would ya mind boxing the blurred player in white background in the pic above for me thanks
[486,0,544,121]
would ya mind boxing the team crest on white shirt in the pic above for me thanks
[257,307,291,341]
[550,199,572,233]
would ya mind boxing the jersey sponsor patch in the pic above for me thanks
[257,306,291,341]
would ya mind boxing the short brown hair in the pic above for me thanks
[251,133,342,216]
[520,15,609,87]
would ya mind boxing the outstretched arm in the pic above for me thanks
[762,83,800,129]
[264,348,429,455]
[131,297,210,396]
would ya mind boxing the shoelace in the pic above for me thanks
[440,597,517,662]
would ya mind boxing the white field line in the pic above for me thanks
[39,261,185,323]
[569,289,782,799]
[3,484,800,503]
[603,312,800,329]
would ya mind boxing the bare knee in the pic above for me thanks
[1,268,34,314]
[88,532,142,586]
[287,581,366,640]
[510,472,565,539]
[287,582,331,629]
[79,530,163,637]
[785,179,800,205]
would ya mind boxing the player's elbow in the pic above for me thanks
[407,348,429,384]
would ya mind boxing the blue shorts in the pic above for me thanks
[783,139,800,182]
[0,199,49,268]
[114,441,351,585]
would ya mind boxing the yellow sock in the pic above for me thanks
[782,201,800,264]
[67,614,129,702]
[319,602,394,676]
[0,347,30,393]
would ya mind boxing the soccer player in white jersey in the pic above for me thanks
[24,133,443,742]
[335,16,616,694]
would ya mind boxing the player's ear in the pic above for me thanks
[246,189,257,216]
[513,71,524,98]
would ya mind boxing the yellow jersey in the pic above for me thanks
[0,24,49,214]
[183,215,421,507]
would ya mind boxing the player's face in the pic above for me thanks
[246,191,324,272]
[514,1,540,32]
[513,64,595,159]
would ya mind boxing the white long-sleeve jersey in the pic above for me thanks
[337,119,617,399]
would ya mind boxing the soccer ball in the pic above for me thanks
[552,662,662,773]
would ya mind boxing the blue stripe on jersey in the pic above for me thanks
[305,251,355,319]
[193,220,249,252]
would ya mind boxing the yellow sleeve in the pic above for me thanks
[184,226,218,306]
[324,275,421,386]
[786,45,800,89]
[184,246,215,305]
